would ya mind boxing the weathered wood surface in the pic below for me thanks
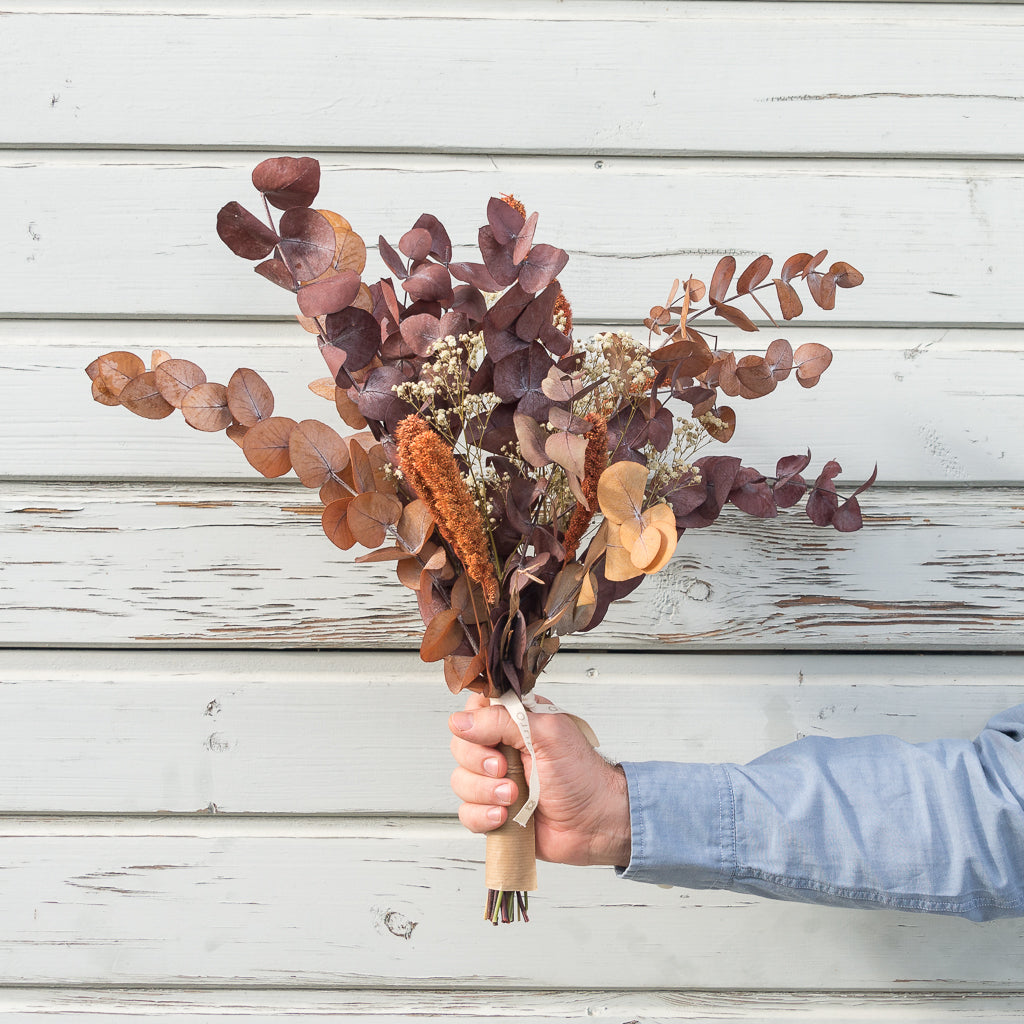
[3,3,1023,157]
[4,324,1020,482]
[1,815,1024,990]
[2,649,1019,815]
[3,483,1022,649]
[4,154,1021,323]
[4,988,1024,1023]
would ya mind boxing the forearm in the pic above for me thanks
[616,706,1024,921]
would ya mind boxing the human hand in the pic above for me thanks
[449,692,631,867]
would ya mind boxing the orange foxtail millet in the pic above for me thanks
[395,415,499,605]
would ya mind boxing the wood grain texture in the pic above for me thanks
[4,154,1021,323]
[3,482,1022,650]
[4,323,1021,483]
[1,819,1024,989]
[2,649,1019,815]
[3,988,1024,1022]
[2,3,1023,156]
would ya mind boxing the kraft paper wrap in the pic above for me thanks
[483,690,598,894]
[484,743,537,892]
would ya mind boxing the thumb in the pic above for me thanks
[448,703,524,752]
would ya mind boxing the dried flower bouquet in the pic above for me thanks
[86,157,874,924]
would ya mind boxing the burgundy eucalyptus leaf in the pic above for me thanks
[378,235,408,280]
[518,244,568,295]
[478,226,519,288]
[399,227,433,261]
[538,322,573,357]
[452,283,488,321]
[774,279,804,320]
[711,299,758,332]
[402,262,454,305]
[794,343,833,387]
[830,261,865,289]
[356,365,408,423]
[399,313,442,357]
[487,196,525,244]
[513,210,539,266]
[805,459,842,526]
[675,455,742,529]
[737,254,773,293]
[279,208,336,282]
[735,355,777,399]
[296,270,362,318]
[709,255,736,304]
[781,252,814,284]
[807,270,837,310]
[493,343,555,419]
[765,338,793,380]
[254,258,295,291]
[831,496,863,532]
[515,281,560,343]
[449,261,504,293]
[216,202,279,261]
[729,467,777,519]
[486,283,533,332]
[413,213,453,264]
[251,156,320,211]
[323,306,380,373]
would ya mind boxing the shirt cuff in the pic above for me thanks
[616,760,736,889]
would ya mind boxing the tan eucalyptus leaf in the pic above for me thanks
[335,387,369,429]
[596,460,648,525]
[119,371,175,420]
[242,415,298,477]
[322,495,356,550]
[227,367,275,425]
[420,608,464,663]
[397,499,435,555]
[155,358,207,408]
[181,382,232,432]
[308,377,336,400]
[354,545,408,563]
[347,492,402,548]
[226,422,248,448]
[88,350,145,397]
[150,349,172,370]
[514,412,551,468]
[289,419,350,489]
[602,522,643,583]
[90,376,122,406]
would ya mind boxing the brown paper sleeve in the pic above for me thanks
[484,743,538,892]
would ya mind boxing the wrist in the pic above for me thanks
[587,763,632,867]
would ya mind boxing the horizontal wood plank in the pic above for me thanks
[2,482,1021,650]
[2,4,1023,157]
[2,649,1019,815]
[4,323,1021,483]
[0,817,1023,989]
[2,988,1024,1022]
[4,154,1022,323]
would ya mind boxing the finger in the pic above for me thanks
[450,765,518,808]
[458,801,507,834]
[449,733,507,778]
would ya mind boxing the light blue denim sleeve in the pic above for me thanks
[616,704,1024,921]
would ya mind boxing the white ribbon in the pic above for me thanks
[489,690,599,827]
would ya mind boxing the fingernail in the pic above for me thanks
[487,806,504,824]
[451,712,473,732]
[482,756,501,777]
[494,782,512,804]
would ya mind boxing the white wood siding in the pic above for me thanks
[2,1,1023,1020]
